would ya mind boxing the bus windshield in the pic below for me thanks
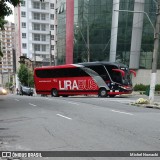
[107,65,132,85]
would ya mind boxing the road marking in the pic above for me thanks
[14,99,19,101]
[68,102,79,105]
[56,114,72,120]
[29,103,37,107]
[111,110,134,116]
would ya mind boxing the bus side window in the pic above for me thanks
[87,65,110,81]
[59,68,89,77]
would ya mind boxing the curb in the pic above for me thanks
[130,102,160,109]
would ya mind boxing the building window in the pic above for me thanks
[34,34,40,41]
[50,14,54,20]
[33,13,40,20]
[41,24,46,31]
[33,23,40,30]
[22,33,26,38]
[21,1,25,6]
[34,44,40,51]
[21,11,26,17]
[41,3,46,9]
[55,9,57,14]
[50,25,54,30]
[41,14,46,20]
[22,43,27,49]
[50,3,54,9]
[42,55,46,58]
[41,35,46,41]
[22,22,26,28]
[33,2,40,9]
[42,45,46,51]
[51,35,54,40]
[51,45,54,50]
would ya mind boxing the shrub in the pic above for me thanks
[134,84,160,91]
[155,84,160,91]
[133,84,148,91]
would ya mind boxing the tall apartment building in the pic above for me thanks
[0,22,15,87]
[14,0,57,67]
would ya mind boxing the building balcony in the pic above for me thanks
[29,8,50,14]
[29,30,50,34]
[31,40,50,45]
[29,19,50,24]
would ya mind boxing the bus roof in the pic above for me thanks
[34,64,83,70]
[78,61,128,68]
[34,61,128,70]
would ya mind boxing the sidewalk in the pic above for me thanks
[130,92,160,109]
[132,92,160,102]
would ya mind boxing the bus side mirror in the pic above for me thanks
[130,70,136,77]
[112,69,125,77]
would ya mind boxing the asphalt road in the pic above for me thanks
[0,94,160,160]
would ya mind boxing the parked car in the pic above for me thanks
[0,87,8,95]
[19,86,33,96]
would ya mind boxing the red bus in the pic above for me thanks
[34,62,136,97]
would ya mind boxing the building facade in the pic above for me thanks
[14,0,57,67]
[56,0,160,85]
[0,22,15,87]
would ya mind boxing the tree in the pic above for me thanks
[0,0,20,29]
[0,0,20,57]
[17,64,34,87]
[0,0,43,57]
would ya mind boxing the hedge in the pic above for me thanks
[133,84,160,91]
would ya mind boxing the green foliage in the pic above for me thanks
[0,0,20,57]
[0,18,7,30]
[134,84,160,91]
[0,0,20,22]
[17,64,34,87]
[0,51,3,57]
[133,84,148,91]
[5,82,13,89]
[155,84,160,91]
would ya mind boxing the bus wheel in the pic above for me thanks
[51,89,58,97]
[98,88,107,97]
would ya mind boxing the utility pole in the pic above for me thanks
[149,0,160,104]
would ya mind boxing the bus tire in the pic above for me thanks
[51,89,58,97]
[98,88,107,97]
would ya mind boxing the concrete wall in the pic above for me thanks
[132,69,160,86]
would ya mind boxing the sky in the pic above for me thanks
[5,2,14,23]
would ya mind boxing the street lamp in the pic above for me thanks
[76,25,90,62]
[114,5,160,104]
